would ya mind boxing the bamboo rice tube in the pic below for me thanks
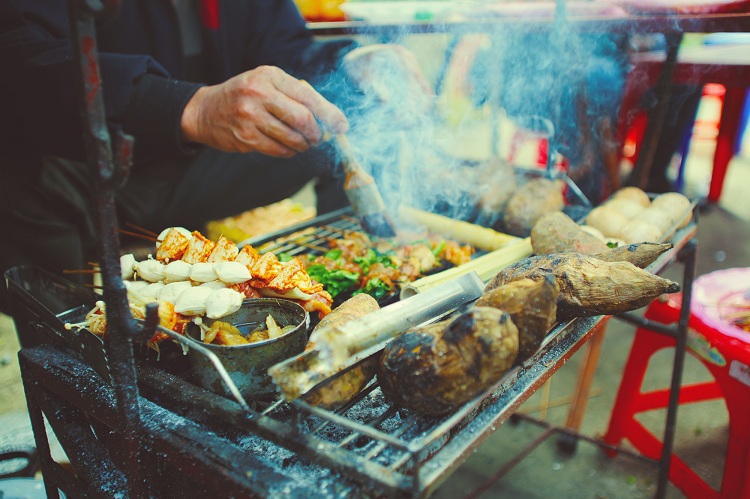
[399,206,518,251]
[400,237,532,299]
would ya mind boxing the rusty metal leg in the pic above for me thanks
[556,318,608,454]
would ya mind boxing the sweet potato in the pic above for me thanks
[503,178,564,237]
[531,211,608,255]
[475,276,559,363]
[378,307,519,416]
[593,242,673,269]
[303,294,380,409]
[485,253,680,319]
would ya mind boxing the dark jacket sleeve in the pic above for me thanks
[236,1,362,111]
[0,0,197,162]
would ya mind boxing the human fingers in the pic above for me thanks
[234,122,298,158]
[253,104,313,153]
[274,75,349,135]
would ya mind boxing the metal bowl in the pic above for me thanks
[186,298,309,399]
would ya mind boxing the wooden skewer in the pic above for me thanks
[63,269,100,274]
[118,229,158,242]
[302,242,330,253]
[320,224,348,235]
[340,215,361,226]
[125,222,159,237]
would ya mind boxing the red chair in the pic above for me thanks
[603,268,750,498]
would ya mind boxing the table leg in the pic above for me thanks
[556,319,608,453]
[708,86,745,203]
[628,33,683,189]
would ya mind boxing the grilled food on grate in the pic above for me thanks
[378,307,519,416]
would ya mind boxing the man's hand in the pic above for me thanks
[180,66,348,157]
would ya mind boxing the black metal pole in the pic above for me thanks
[655,239,697,498]
[65,1,157,496]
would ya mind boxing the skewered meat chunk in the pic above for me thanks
[378,307,519,416]
[235,244,260,268]
[182,231,216,263]
[156,228,190,261]
[207,236,240,263]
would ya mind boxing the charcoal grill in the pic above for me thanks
[8,1,701,496]
[9,209,698,498]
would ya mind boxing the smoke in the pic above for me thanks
[319,5,632,226]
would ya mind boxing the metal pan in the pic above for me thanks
[184,298,309,400]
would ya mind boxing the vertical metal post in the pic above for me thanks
[655,239,697,498]
[628,32,684,189]
[65,1,157,496]
[548,0,568,174]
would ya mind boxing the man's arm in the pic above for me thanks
[0,0,199,161]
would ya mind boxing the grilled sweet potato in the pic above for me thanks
[475,275,559,363]
[593,242,673,269]
[303,294,380,409]
[503,178,564,237]
[378,307,519,416]
[485,253,680,319]
[531,211,608,255]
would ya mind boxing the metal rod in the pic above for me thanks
[616,312,679,338]
[19,369,62,499]
[65,1,155,495]
[656,239,697,499]
[156,326,251,412]
[512,413,658,465]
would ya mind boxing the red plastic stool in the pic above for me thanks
[603,268,750,498]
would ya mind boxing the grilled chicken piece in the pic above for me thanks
[207,235,239,263]
[249,252,283,288]
[378,307,519,416]
[156,228,190,261]
[235,244,260,268]
[298,290,334,320]
[182,231,216,264]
